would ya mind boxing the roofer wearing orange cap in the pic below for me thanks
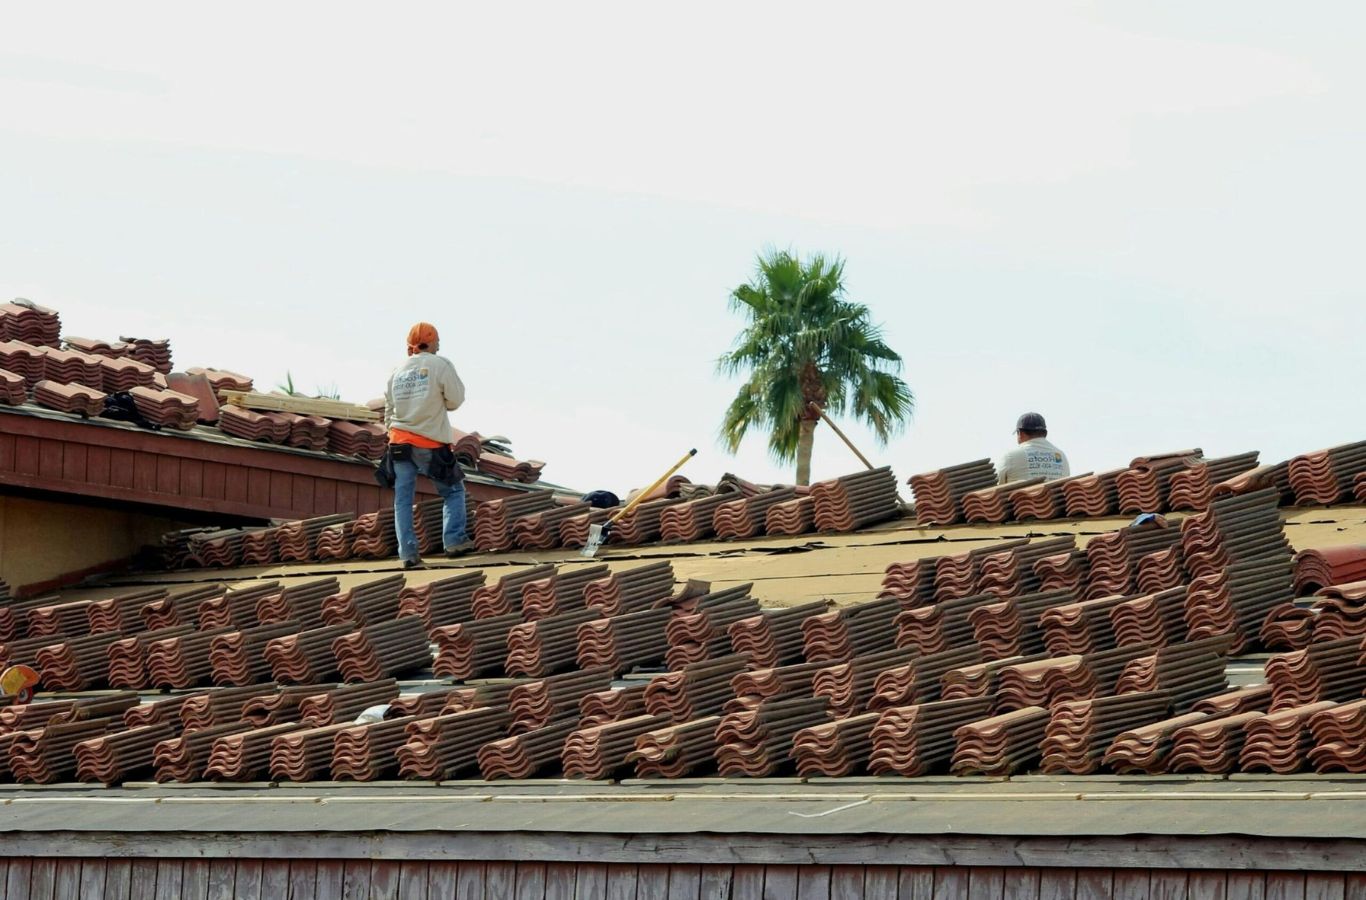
[384,323,473,568]
[998,412,1071,484]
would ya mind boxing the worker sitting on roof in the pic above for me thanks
[998,412,1071,484]
[385,322,474,568]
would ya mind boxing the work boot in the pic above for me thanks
[402,558,425,571]
[444,540,477,559]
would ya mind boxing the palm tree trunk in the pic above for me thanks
[796,418,816,486]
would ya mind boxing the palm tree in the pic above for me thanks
[717,250,913,485]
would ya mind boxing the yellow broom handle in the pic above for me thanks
[609,449,697,526]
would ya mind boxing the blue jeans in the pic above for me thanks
[393,447,467,562]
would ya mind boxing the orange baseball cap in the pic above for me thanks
[407,322,439,356]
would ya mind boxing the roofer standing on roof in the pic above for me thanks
[998,412,1071,484]
[384,322,474,568]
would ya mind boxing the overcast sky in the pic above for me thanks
[1,2,1361,494]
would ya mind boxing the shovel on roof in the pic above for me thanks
[582,448,697,558]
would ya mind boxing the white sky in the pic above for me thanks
[1,2,1362,494]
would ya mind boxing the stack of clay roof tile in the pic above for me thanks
[764,495,817,536]
[896,593,997,655]
[187,366,252,392]
[297,680,400,725]
[283,414,331,451]
[332,716,416,780]
[276,513,355,562]
[713,696,829,777]
[206,722,306,781]
[471,564,556,618]
[474,493,558,551]
[0,368,25,404]
[1116,449,1203,513]
[1062,469,1124,517]
[199,580,291,630]
[209,621,301,686]
[180,683,288,730]
[1294,546,1366,595]
[479,716,581,779]
[397,706,512,779]
[241,684,335,726]
[0,341,45,389]
[217,405,294,443]
[1307,699,1366,772]
[0,300,61,346]
[1040,692,1173,774]
[1185,557,1294,653]
[1212,460,1295,505]
[1181,489,1291,579]
[186,527,263,567]
[477,452,545,484]
[1166,710,1268,774]
[32,379,104,415]
[878,554,941,608]
[868,696,995,776]
[37,631,130,689]
[1289,441,1366,505]
[1110,586,1190,648]
[270,722,352,781]
[397,571,484,629]
[995,644,1153,710]
[630,715,722,777]
[94,355,158,392]
[950,706,1050,775]
[154,721,253,782]
[513,501,591,550]
[711,488,800,540]
[936,539,1028,602]
[327,421,386,460]
[728,600,829,668]
[562,714,672,779]
[1265,637,1366,710]
[1238,700,1338,774]
[320,574,405,627]
[664,585,759,668]
[349,511,398,558]
[255,578,342,630]
[12,717,120,784]
[87,586,167,634]
[1114,637,1231,711]
[333,616,432,682]
[432,613,521,679]
[506,608,602,677]
[908,459,998,526]
[975,536,1078,599]
[1008,473,1090,521]
[940,652,1050,701]
[812,467,901,531]
[75,721,177,785]
[1040,595,1132,655]
[265,624,352,683]
[577,606,672,674]
[610,498,682,545]
[146,625,242,688]
[109,625,196,688]
[510,669,612,731]
[116,336,173,373]
[579,682,650,727]
[1305,582,1366,643]
[1167,452,1260,511]
[315,519,357,560]
[961,477,1044,524]
[1358,472,1366,503]
[969,589,1077,659]
[1084,520,1182,599]
[791,711,881,777]
[814,647,918,717]
[1134,542,1186,594]
[582,561,675,616]
[643,654,748,721]
[140,584,225,630]
[447,428,485,465]
[239,527,281,566]
[801,596,901,662]
[659,493,732,542]
[521,564,609,619]
[868,646,981,709]
[559,506,616,548]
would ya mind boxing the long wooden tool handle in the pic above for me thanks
[609,449,697,526]
[814,407,875,471]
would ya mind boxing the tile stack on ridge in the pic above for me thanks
[0,368,29,406]
[127,385,200,429]
[1062,469,1124,517]
[327,421,387,460]
[186,367,252,392]
[115,336,173,373]
[41,347,104,388]
[32,379,104,416]
[868,696,995,776]
[0,341,45,389]
[908,459,997,526]
[961,478,1045,524]
[217,405,293,443]
[659,493,732,543]
[1167,452,1260,511]
[763,494,816,536]
[94,354,159,393]
[477,452,545,484]
[1116,449,1203,513]
[1289,441,1366,506]
[1010,473,1092,521]
[474,493,558,551]
[713,487,800,540]
[811,467,901,531]
[0,300,61,346]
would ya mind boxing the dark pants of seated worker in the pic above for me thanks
[393,447,466,563]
